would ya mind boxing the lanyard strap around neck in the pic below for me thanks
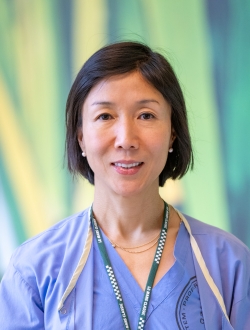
[91,202,169,330]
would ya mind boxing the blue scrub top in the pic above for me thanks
[0,207,250,329]
[93,223,205,329]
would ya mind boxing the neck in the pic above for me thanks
[92,188,164,240]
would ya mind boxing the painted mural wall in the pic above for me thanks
[1,0,250,278]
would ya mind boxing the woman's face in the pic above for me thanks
[78,71,175,197]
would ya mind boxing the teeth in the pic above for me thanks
[115,162,141,168]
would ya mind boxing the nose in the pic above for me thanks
[114,118,139,150]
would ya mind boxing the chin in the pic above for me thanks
[111,181,155,198]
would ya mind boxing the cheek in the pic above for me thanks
[156,147,169,166]
[150,130,170,152]
[83,127,101,150]
[151,136,170,166]
[83,130,109,167]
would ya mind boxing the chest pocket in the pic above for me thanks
[58,289,75,330]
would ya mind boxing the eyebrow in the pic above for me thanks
[91,101,114,106]
[91,99,159,106]
[136,99,159,105]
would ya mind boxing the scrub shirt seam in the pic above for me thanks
[147,242,189,319]
[97,229,143,310]
[146,266,186,321]
[12,264,43,309]
[232,294,247,306]
[19,212,88,247]
[113,263,142,310]
[192,231,250,255]
[93,234,133,310]
[66,289,75,330]
[143,223,191,317]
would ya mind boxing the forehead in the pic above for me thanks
[84,71,165,105]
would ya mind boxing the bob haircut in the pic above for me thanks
[66,41,193,186]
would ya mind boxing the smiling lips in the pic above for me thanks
[114,162,142,168]
[112,161,143,175]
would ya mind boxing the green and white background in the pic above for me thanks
[1,0,250,278]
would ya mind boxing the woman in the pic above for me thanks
[0,41,249,329]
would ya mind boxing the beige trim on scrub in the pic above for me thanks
[175,210,230,323]
[58,208,93,311]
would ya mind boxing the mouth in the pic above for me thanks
[111,161,143,175]
[113,162,143,169]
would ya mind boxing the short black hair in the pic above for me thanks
[65,41,193,186]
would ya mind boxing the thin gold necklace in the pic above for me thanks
[106,232,161,254]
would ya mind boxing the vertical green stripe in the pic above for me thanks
[0,152,27,243]
[107,0,148,43]
[205,0,250,245]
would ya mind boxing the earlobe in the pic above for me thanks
[168,131,175,153]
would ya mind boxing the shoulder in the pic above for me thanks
[0,209,91,325]
[15,208,90,257]
[181,214,250,306]
[8,208,91,295]
[183,214,250,275]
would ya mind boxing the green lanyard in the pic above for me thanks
[91,202,169,330]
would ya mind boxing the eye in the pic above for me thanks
[97,113,113,121]
[139,112,155,120]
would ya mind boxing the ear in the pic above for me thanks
[77,127,85,152]
[170,128,176,147]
